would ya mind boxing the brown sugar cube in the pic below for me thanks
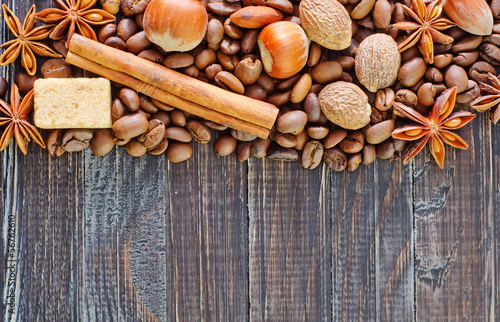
[34,78,112,129]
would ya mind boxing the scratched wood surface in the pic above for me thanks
[0,1,498,321]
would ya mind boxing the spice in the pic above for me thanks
[0,5,61,76]
[470,72,500,123]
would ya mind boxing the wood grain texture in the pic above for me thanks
[83,149,167,321]
[414,112,494,321]
[492,123,500,322]
[248,161,331,321]
[331,165,377,321]
[166,138,249,322]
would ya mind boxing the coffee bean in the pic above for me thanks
[312,61,342,84]
[469,61,496,83]
[90,129,115,156]
[306,126,329,140]
[250,138,272,158]
[113,113,149,139]
[125,138,147,157]
[220,37,240,55]
[395,89,418,107]
[398,57,427,87]
[453,51,479,67]
[46,129,65,157]
[365,119,395,145]
[150,111,171,127]
[214,134,237,156]
[149,139,169,155]
[339,131,364,154]
[41,58,72,78]
[241,29,259,54]
[119,88,140,111]
[294,130,309,151]
[362,144,376,165]
[138,49,164,63]
[230,129,257,141]
[164,53,195,69]
[425,67,444,83]
[186,120,211,144]
[323,129,348,149]
[224,17,243,39]
[98,23,117,43]
[170,110,187,127]
[276,110,307,135]
[234,57,262,85]
[0,77,8,97]
[273,132,297,148]
[151,98,175,112]
[216,51,239,71]
[62,129,93,152]
[207,19,224,45]
[203,120,228,131]
[323,148,347,171]
[376,139,396,160]
[15,72,37,93]
[138,119,166,149]
[105,36,127,51]
[236,141,252,162]
[290,73,312,103]
[433,53,453,69]
[307,42,322,67]
[165,127,192,143]
[301,140,324,170]
[167,142,193,163]
[195,49,217,70]
[452,35,483,53]
[267,146,299,161]
[112,98,128,123]
[445,65,468,93]
[215,71,245,94]
[126,31,152,54]
[456,80,480,104]
[277,74,302,92]
[266,90,291,107]
[117,18,138,41]
[348,153,363,172]
[304,93,321,123]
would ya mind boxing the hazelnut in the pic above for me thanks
[318,81,371,130]
[299,0,352,50]
[258,21,310,79]
[355,33,401,93]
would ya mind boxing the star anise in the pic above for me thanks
[391,87,476,169]
[0,84,45,155]
[393,0,455,64]
[0,4,61,76]
[470,72,500,124]
[35,0,115,46]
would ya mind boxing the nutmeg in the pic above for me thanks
[257,21,310,79]
[355,33,401,93]
[318,81,371,130]
[299,0,352,50]
[143,0,208,52]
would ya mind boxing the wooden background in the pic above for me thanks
[1,0,498,321]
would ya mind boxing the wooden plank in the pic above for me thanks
[248,160,331,321]
[82,149,167,321]
[491,123,500,322]
[166,139,249,321]
[374,161,414,321]
[414,112,494,321]
[331,165,377,321]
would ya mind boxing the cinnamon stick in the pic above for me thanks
[68,34,279,130]
[66,51,271,138]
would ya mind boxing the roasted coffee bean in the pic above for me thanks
[301,140,324,170]
[15,72,37,93]
[469,61,496,83]
[90,129,115,156]
[224,17,243,39]
[453,51,479,67]
[425,67,444,82]
[452,35,483,53]
[290,73,312,103]
[195,49,217,70]
[98,23,117,43]
[276,74,301,92]
[266,90,291,106]
[393,139,406,152]
[62,129,93,152]
[306,126,329,140]
[373,0,392,29]
[167,142,193,163]
[165,127,192,143]
[114,137,131,146]
[136,12,144,28]
[266,0,293,13]
[401,46,420,63]
[207,2,241,15]
[214,134,237,156]
[215,71,245,94]
[256,73,275,93]
[307,42,322,67]
[46,129,65,157]
[205,64,224,80]
[398,57,427,87]
[183,65,200,78]
[170,110,187,127]
[117,18,138,41]
[480,43,500,65]
[234,57,262,85]
[241,29,259,54]
[376,139,396,160]
[207,19,224,45]
[0,77,8,97]
[126,31,152,54]
[456,80,480,104]
[230,129,257,142]
[119,88,140,111]
[273,132,297,148]
[244,84,267,101]
[375,88,394,112]
[125,0,151,14]
[149,138,169,155]
[294,130,309,151]
[434,43,452,55]
[216,51,239,71]
[203,120,228,131]
[125,138,147,157]
[323,129,348,149]
[112,98,128,122]
[276,110,308,134]
[445,65,468,93]
[417,83,438,106]
[104,36,127,51]
[323,148,347,171]
[362,144,376,165]
[433,53,453,69]
[101,0,120,14]
[304,93,321,123]
[339,131,364,154]
[366,119,395,145]
[150,111,171,127]
[138,49,164,63]
[220,37,240,55]
[186,120,211,144]
[138,96,158,114]
[164,53,195,69]
[348,153,362,172]
[138,119,166,149]
[250,138,271,158]
[312,61,342,84]
[395,89,418,107]
[267,146,299,161]
[113,113,149,139]
[236,141,252,162]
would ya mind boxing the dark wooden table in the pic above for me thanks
[1,0,499,321]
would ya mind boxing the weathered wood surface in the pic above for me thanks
[0,1,498,321]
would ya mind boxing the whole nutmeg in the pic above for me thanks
[257,21,310,79]
[143,0,208,52]
[355,33,401,93]
[299,0,352,50]
[318,81,371,130]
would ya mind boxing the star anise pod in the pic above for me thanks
[0,5,61,76]
[391,87,476,169]
[35,0,115,46]
[0,84,46,155]
[393,0,455,64]
[470,72,500,124]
